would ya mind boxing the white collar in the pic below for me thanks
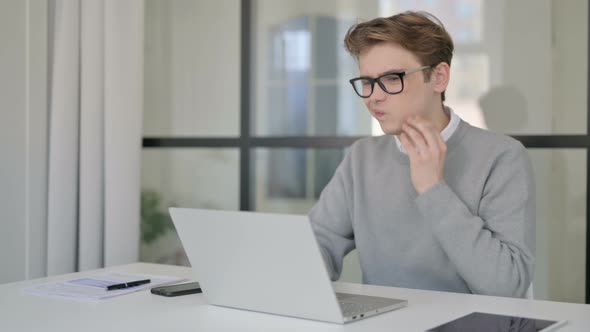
[394,106,460,154]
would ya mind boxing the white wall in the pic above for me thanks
[0,0,48,284]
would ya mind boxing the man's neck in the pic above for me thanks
[427,103,451,133]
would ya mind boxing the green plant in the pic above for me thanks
[140,190,175,244]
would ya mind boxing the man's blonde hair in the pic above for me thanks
[344,11,454,101]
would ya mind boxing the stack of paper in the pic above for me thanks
[23,272,185,301]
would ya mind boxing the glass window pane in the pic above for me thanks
[253,0,587,135]
[252,147,360,282]
[143,0,240,137]
[253,1,374,136]
[140,149,239,265]
[530,149,586,303]
[252,148,345,213]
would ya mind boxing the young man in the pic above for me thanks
[309,11,535,298]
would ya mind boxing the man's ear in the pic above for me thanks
[432,62,450,94]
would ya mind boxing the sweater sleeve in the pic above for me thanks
[309,148,356,281]
[415,141,536,298]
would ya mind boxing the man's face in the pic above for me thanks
[358,42,434,135]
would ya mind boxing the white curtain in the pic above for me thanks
[46,0,144,275]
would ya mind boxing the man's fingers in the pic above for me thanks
[402,123,428,154]
[406,117,440,151]
[400,132,419,158]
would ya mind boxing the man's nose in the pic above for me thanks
[369,83,388,103]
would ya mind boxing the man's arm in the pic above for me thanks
[417,143,535,297]
[309,149,356,281]
[402,116,535,297]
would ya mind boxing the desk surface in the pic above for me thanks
[1,263,589,331]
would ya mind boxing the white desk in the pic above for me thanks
[1,263,589,331]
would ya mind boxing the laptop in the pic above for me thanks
[169,208,407,324]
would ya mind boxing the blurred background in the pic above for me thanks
[1,0,588,305]
[142,0,588,303]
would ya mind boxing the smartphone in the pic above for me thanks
[151,282,202,297]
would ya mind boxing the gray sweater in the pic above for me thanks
[309,120,535,298]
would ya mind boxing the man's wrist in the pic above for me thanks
[416,179,443,195]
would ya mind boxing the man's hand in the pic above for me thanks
[399,116,447,194]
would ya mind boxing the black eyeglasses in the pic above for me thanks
[349,65,431,98]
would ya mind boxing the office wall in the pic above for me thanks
[0,0,48,284]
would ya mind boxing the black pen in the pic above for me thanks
[106,279,151,291]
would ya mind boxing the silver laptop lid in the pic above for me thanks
[169,208,344,323]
